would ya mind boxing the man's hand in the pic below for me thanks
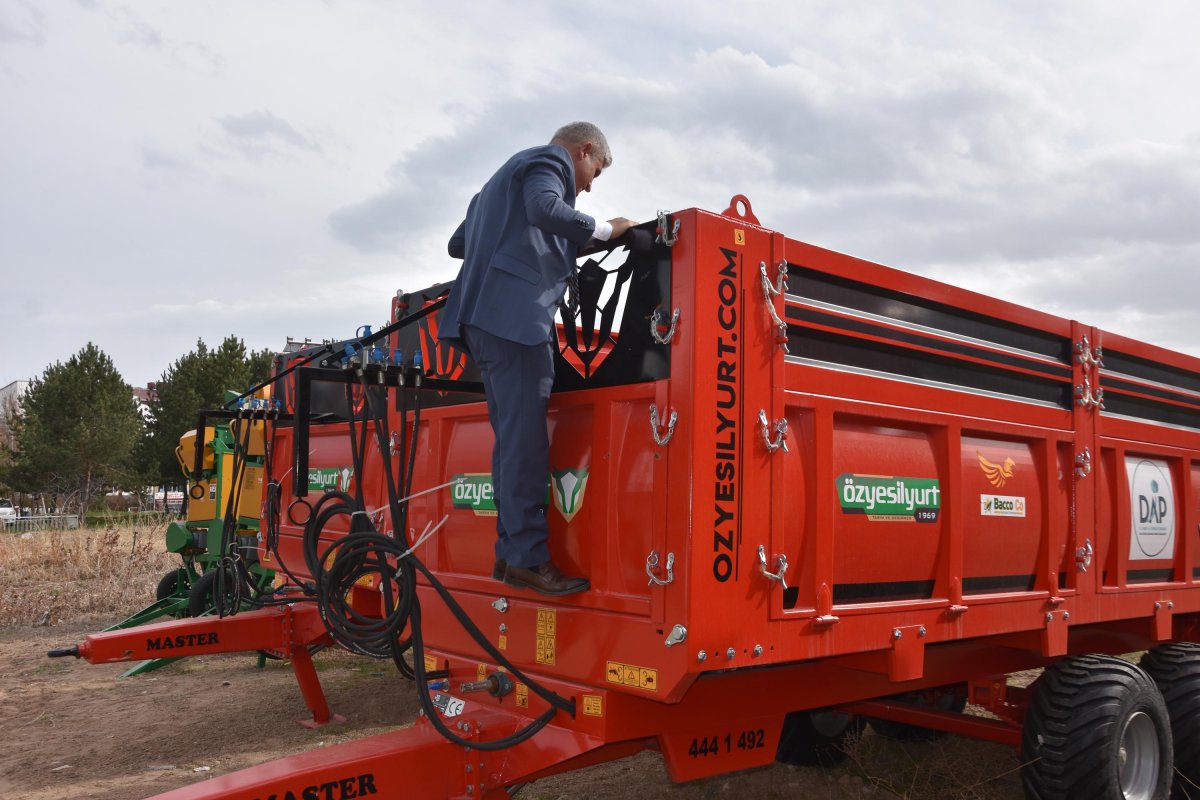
[607,217,638,239]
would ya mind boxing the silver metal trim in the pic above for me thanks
[784,355,1066,409]
[1099,410,1200,433]
[1099,368,1200,403]
[784,295,1064,366]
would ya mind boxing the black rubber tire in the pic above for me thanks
[187,566,251,617]
[776,708,864,766]
[1140,643,1200,800]
[1021,654,1173,800]
[155,569,190,602]
[866,683,968,741]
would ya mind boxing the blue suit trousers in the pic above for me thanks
[462,325,554,569]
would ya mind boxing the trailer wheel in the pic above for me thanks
[1139,643,1200,799]
[775,709,864,766]
[1021,654,1172,800]
[866,683,968,741]
[155,569,191,604]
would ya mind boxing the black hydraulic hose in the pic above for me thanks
[260,407,315,596]
[294,358,579,750]
[214,407,260,617]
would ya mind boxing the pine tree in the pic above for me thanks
[142,336,275,486]
[7,343,143,519]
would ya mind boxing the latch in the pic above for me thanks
[649,404,677,447]
[1075,538,1094,572]
[758,409,789,453]
[757,544,789,590]
[646,550,676,586]
[759,260,790,353]
[1074,447,1092,479]
[1074,334,1103,368]
[655,210,679,247]
[1075,375,1104,409]
[650,306,680,345]
[664,624,687,647]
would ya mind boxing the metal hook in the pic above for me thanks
[757,545,789,590]
[656,210,680,247]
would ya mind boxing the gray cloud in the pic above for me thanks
[329,37,1200,357]
[0,1,45,45]
[217,110,319,160]
[109,7,163,49]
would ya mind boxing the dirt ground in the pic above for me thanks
[1,619,1029,800]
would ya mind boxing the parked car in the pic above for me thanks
[0,499,16,526]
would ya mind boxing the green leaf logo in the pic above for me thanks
[551,468,589,523]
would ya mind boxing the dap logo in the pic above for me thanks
[978,452,1016,488]
[1127,457,1176,561]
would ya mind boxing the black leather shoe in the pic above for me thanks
[504,561,589,596]
[492,559,507,582]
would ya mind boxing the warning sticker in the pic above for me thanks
[582,695,603,717]
[476,663,487,681]
[606,660,659,692]
[516,683,528,708]
[734,230,745,245]
[536,608,556,665]
[498,634,507,651]
[424,655,437,673]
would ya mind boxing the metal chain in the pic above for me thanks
[759,260,790,353]
[758,409,789,453]
[646,550,676,586]
[649,404,677,446]
[650,307,680,345]
[656,210,680,247]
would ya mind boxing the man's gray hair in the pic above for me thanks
[551,121,612,167]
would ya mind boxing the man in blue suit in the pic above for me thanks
[440,122,635,595]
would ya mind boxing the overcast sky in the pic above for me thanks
[2,1,1199,389]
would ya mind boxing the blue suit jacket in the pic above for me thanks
[439,144,596,347]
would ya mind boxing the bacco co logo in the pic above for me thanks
[980,494,1026,517]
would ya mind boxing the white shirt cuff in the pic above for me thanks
[592,219,613,241]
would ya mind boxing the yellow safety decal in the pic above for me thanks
[498,634,507,651]
[477,662,487,681]
[582,695,604,717]
[606,660,659,692]
[734,229,745,246]
[424,654,437,673]
[535,608,556,666]
[516,683,529,708]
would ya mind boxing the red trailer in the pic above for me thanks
[60,196,1200,800]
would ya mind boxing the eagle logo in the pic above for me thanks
[978,452,1016,488]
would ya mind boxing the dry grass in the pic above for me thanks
[838,722,1024,800]
[0,524,179,628]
